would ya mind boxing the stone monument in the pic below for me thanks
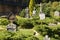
[39,12,45,20]
[7,23,16,32]
[39,3,45,20]
[7,13,16,32]
[25,7,29,18]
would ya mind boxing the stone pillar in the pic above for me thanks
[25,7,29,18]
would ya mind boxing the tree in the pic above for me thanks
[29,0,35,17]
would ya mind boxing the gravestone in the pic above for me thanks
[39,3,45,20]
[32,7,36,16]
[54,11,60,17]
[7,23,16,32]
[7,13,16,32]
[39,12,45,20]
[25,7,29,18]
[48,23,56,26]
[44,35,50,40]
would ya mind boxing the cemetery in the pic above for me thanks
[0,0,60,40]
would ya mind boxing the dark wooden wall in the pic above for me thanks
[0,0,29,16]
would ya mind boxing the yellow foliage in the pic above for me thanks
[51,2,59,9]
[16,15,22,19]
[29,0,35,17]
[50,11,54,17]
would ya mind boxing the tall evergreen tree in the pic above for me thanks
[29,0,35,17]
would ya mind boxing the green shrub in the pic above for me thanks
[43,2,51,17]
[0,18,9,25]
[45,17,56,24]
[0,30,39,40]
[26,36,39,40]
[53,17,60,22]
[34,25,48,36]
[19,9,25,17]
[15,17,34,29]
[51,38,57,40]
[34,24,60,39]
[51,2,59,12]
[32,17,56,25]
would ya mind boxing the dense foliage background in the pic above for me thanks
[0,0,60,40]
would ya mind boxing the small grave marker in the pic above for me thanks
[54,11,60,17]
[44,35,50,40]
[25,7,29,18]
[7,23,16,32]
[7,13,16,32]
[39,12,45,20]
